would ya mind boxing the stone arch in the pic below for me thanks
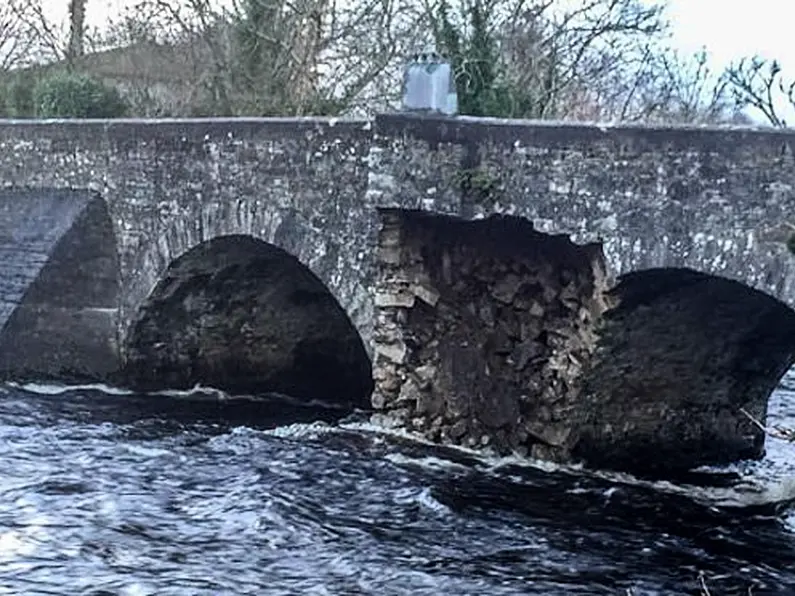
[574,266,795,474]
[601,229,795,310]
[120,202,359,343]
[122,234,374,407]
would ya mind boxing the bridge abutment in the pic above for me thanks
[0,189,121,383]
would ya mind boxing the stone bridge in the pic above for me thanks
[3,113,795,475]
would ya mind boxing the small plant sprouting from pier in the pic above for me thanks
[787,233,795,256]
[454,167,501,205]
[778,222,795,254]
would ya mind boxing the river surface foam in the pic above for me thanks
[0,374,794,595]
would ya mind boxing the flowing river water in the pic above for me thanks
[1,373,794,595]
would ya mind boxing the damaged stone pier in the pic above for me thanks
[370,210,795,474]
[372,210,611,462]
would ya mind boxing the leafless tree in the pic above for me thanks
[3,0,769,123]
[2,0,104,67]
[0,2,36,70]
[67,0,87,61]
[422,0,736,124]
[532,0,666,120]
[94,0,424,116]
[5,0,68,63]
[587,46,739,124]
[724,57,795,127]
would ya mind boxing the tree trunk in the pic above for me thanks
[67,0,86,62]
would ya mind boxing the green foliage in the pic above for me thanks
[33,71,127,118]
[304,96,348,117]
[454,167,501,204]
[433,0,542,118]
[230,0,292,115]
[787,233,795,256]
[235,0,274,83]
[227,0,340,116]
[3,75,37,117]
[0,84,7,117]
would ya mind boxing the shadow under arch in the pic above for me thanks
[574,266,795,475]
[122,234,373,408]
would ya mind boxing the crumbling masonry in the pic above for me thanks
[371,210,613,461]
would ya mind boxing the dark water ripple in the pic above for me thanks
[0,377,793,595]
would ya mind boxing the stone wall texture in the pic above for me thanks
[3,113,795,472]
[0,189,119,380]
[371,209,610,463]
[1,115,795,344]
[0,118,376,352]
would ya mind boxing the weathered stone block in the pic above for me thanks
[377,245,402,264]
[526,421,573,447]
[371,391,388,409]
[449,419,468,439]
[511,340,545,370]
[411,282,440,307]
[397,377,422,405]
[374,290,415,308]
[415,364,436,385]
[492,274,523,303]
[374,340,407,364]
[371,209,606,465]
[528,301,545,317]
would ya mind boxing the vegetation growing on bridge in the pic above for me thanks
[453,167,502,206]
[0,0,793,124]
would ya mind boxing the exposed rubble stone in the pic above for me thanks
[370,209,795,474]
[371,209,610,460]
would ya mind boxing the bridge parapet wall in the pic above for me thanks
[371,113,795,306]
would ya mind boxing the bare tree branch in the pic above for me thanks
[724,57,794,127]
[93,0,424,116]
[3,0,761,124]
[0,2,38,70]
[7,0,68,63]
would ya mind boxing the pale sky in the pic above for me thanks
[666,0,795,122]
[667,0,792,71]
[44,0,795,71]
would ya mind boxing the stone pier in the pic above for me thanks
[371,209,613,461]
[369,209,795,474]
